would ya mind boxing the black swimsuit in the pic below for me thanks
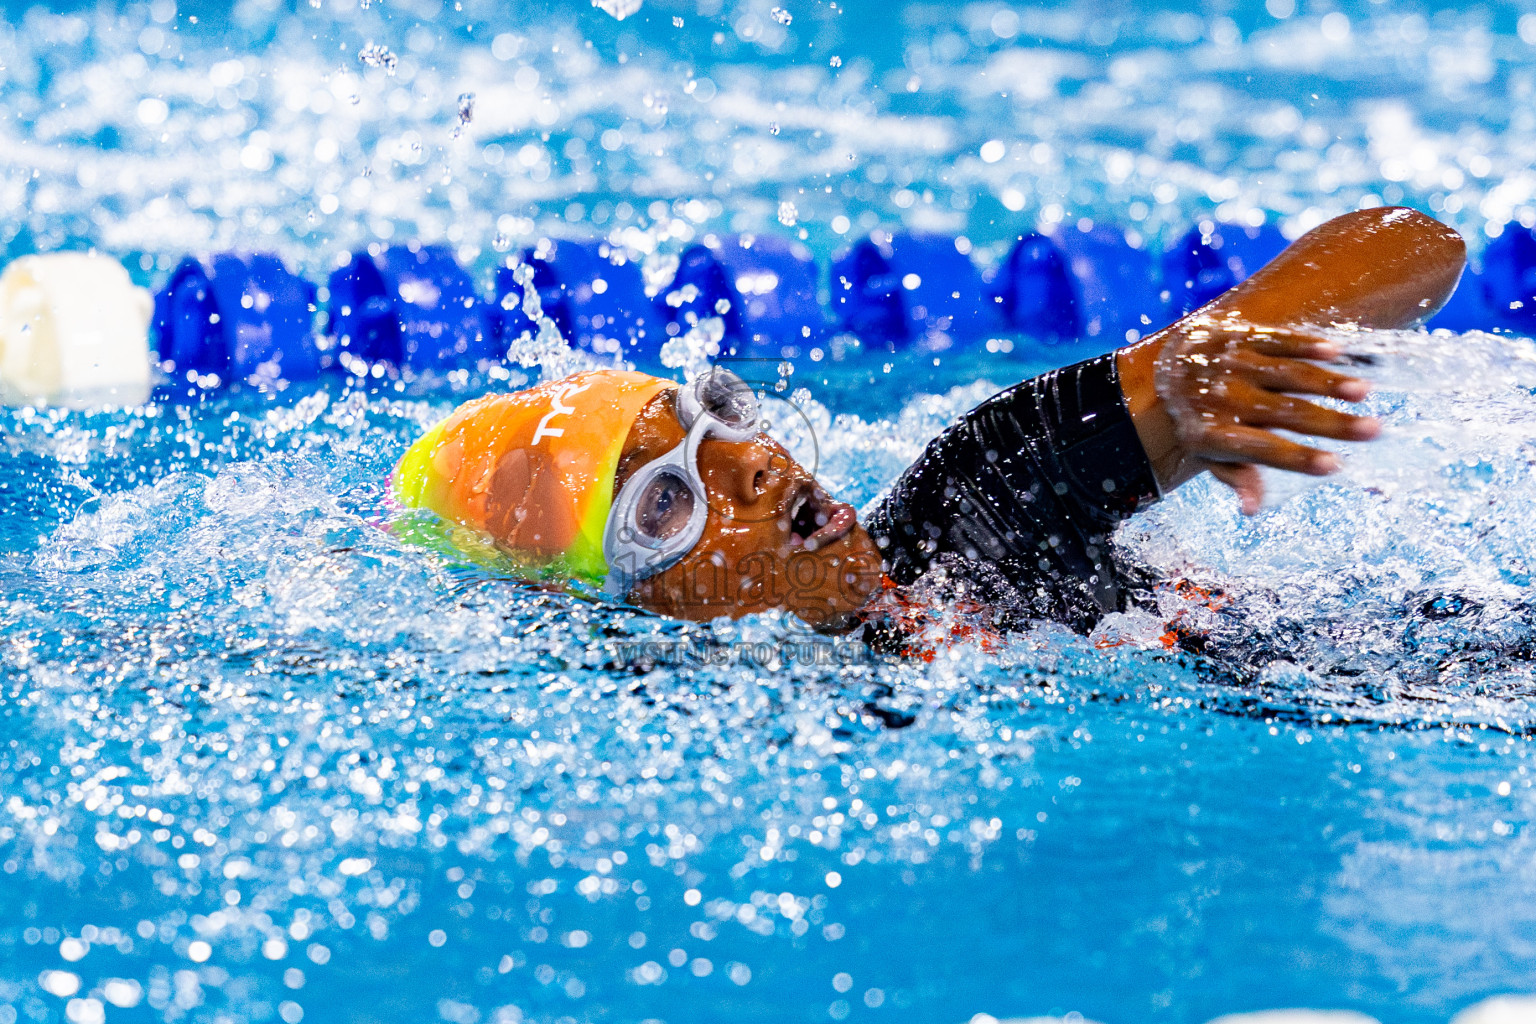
[863,352,1161,634]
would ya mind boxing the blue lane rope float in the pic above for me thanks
[986,231,1079,343]
[986,222,1163,351]
[491,237,656,367]
[29,214,1519,400]
[831,231,998,350]
[1161,222,1289,318]
[326,242,493,376]
[1041,221,1163,348]
[152,251,318,393]
[1469,223,1536,334]
[664,232,826,358]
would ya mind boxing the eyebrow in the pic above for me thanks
[613,396,684,493]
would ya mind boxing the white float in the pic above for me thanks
[0,252,154,406]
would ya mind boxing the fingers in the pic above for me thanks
[1152,316,1391,502]
[1217,381,1381,441]
[1236,352,1371,402]
[1183,421,1342,476]
[1207,461,1264,515]
[1189,322,1342,361]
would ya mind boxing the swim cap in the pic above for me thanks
[392,369,675,585]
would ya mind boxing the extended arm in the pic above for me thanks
[1117,207,1467,511]
[864,207,1468,629]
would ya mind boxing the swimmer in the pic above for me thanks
[393,207,1466,634]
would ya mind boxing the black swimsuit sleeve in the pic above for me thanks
[862,351,1161,632]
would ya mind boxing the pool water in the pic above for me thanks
[4,1,1536,1022]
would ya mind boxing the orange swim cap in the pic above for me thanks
[392,369,675,585]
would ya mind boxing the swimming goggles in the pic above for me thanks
[601,367,761,597]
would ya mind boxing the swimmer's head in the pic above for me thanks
[393,368,883,628]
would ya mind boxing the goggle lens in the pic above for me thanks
[633,469,696,541]
[690,367,757,432]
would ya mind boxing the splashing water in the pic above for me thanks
[592,0,643,21]
[4,1,1536,1020]
[500,260,578,379]
[451,92,475,139]
[1104,329,1536,729]
[5,325,1536,1019]
[356,42,398,75]
[658,315,726,379]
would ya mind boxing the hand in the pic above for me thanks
[1115,207,1466,515]
[1146,316,1379,513]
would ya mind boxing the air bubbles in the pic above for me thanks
[777,201,798,226]
[770,7,792,25]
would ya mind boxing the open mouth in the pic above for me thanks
[786,485,856,552]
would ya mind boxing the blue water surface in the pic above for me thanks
[4,1,1536,1022]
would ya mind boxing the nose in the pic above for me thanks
[701,438,794,508]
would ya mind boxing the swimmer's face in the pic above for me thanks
[614,391,884,629]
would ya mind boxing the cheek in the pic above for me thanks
[702,512,790,554]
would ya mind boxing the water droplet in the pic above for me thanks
[829,55,842,67]
[491,233,512,253]
[672,15,684,27]
[501,262,575,377]
[768,122,780,136]
[357,43,398,75]
[660,317,725,377]
[777,201,798,227]
[592,0,643,20]
[771,6,792,25]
